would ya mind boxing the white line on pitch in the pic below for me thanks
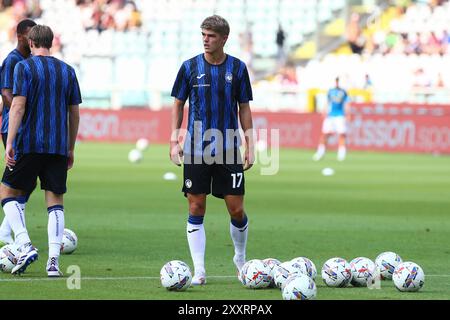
[0,274,449,283]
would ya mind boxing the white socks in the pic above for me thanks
[0,216,12,242]
[338,146,346,161]
[0,196,28,243]
[187,215,205,276]
[230,215,248,272]
[48,206,65,258]
[1,199,30,246]
[313,144,326,161]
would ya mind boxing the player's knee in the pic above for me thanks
[189,201,206,215]
[228,206,245,220]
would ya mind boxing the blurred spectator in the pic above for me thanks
[346,13,365,54]
[363,74,373,89]
[276,24,286,66]
[76,0,142,32]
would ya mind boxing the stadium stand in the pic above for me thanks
[1,0,450,109]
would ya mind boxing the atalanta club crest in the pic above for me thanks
[225,72,233,83]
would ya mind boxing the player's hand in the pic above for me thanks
[170,142,183,166]
[5,143,15,169]
[243,146,255,171]
[68,150,74,170]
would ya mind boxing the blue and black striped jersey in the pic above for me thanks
[0,49,26,134]
[171,54,252,156]
[13,55,82,157]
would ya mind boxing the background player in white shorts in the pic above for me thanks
[313,77,350,161]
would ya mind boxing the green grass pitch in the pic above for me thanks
[0,142,449,300]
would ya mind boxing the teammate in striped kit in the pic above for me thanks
[0,25,81,276]
[0,19,37,247]
[170,15,254,285]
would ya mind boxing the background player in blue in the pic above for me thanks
[313,77,350,161]
[170,15,255,285]
[0,19,36,247]
[0,25,81,276]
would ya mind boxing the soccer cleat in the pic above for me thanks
[337,153,346,161]
[191,272,206,285]
[47,257,63,277]
[11,243,38,275]
[312,152,324,161]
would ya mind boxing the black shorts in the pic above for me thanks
[2,153,69,194]
[182,152,245,199]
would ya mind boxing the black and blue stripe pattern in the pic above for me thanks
[12,56,82,157]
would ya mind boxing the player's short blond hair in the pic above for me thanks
[29,25,53,49]
[200,15,230,36]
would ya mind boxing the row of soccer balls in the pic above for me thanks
[0,229,78,273]
[160,251,425,299]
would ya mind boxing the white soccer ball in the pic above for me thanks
[128,149,143,163]
[282,273,317,300]
[273,261,303,290]
[136,138,149,151]
[349,257,377,287]
[262,258,281,288]
[291,257,317,280]
[163,172,177,181]
[393,261,425,292]
[160,260,192,291]
[321,257,353,287]
[375,251,403,280]
[321,167,335,176]
[61,228,78,254]
[0,244,20,272]
[256,140,267,152]
[239,259,272,289]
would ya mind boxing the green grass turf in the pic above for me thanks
[0,142,449,300]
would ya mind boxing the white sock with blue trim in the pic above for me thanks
[1,198,30,246]
[48,205,65,258]
[187,215,205,276]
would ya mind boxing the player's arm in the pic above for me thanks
[170,98,185,166]
[239,102,255,171]
[68,104,80,170]
[5,95,26,167]
[1,88,13,108]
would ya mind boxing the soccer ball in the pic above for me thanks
[61,228,78,254]
[239,259,272,289]
[375,251,403,280]
[282,273,317,300]
[273,261,303,290]
[291,257,317,280]
[393,261,425,292]
[136,138,149,151]
[321,257,352,287]
[349,257,376,287]
[128,149,143,163]
[160,260,192,291]
[0,244,20,272]
[262,258,281,288]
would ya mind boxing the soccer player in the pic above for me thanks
[170,15,254,285]
[0,19,37,247]
[313,77,350,162]
[0,25,81,276]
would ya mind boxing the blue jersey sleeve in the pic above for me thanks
[69,68,82,105]
[12,62,29,97]
[237,63,253,103]
[171,63,189,101]
[1,56,20,90]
